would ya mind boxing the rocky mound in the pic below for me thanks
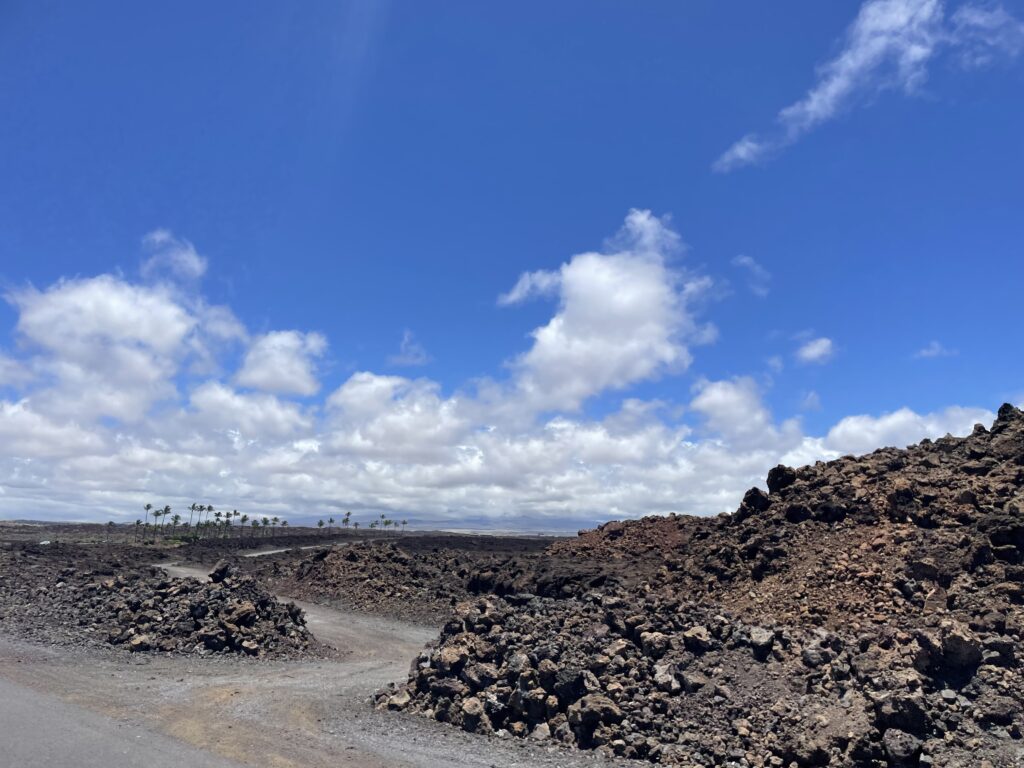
[260,542,487,623]
[380,404,1024,767]
[0,548,316,657]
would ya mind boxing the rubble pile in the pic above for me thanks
[266,542,490,623]
[0,552,315,657]
[381,404,1024,767]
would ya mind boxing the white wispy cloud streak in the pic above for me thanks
[714,0,1024,172]
[141,229,208,281]
[388,329,431,367]
[731,255,771,296]
[0,214,996,528]
[914,339,958,358]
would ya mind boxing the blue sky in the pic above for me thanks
[0,1,1022,528]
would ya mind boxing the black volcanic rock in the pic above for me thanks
[380,406,1024,767]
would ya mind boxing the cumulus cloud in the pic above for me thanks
[731,255,771,296]
[326,372,470,463]
[190,381,313,438]
[914,340,958,358]
[0,400,104,458]
[0,354,32,387]
[388,329,431,367]
[235,330,327,396]
[506,209,714,413]
[796,336,835,364]
[141,229,207,281]
[691,377,788,449]
[0,223,1001,528]
[7,276,197,421]
[819,404,993,456]
[714,0,1024,171]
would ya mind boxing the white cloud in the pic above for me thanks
[388,329,431,367]
[0,400,104,458]
[691,376,789,449]
[796,336,835,364]
[235,330,327,396]
[952,4,1024,67]
[506,209,714,412]
[715,0,1024,171]
[914,339,958,358]
[0,354,33,387]
[820,404,992,455]
[731,254,771,296]
[801,390,823,411]
[713,135,772,173]
[326,372,470,463]
[0,223,1003,528]
[7,276,197,421]
[141,229,208,281]
[497,269,562,306]
[190,381,313,438]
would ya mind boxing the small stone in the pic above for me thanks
[387,689,412,710]
[682,625,713,653]
[883,729,921,765]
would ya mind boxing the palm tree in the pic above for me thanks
[369,520,377,530]
[281,520,289,535]
[171,513,181,536]
[353,521,360,531]
[240,514,249,539]
[188,503,197,530]
[261,517,270,537]
[143,504,152,541]
[133,519,142,543]
[343,511,351,528]
[271,516,280,536]
[251,519,260,536]
[327,517,335,535]
[317,519,325,536]
[401,519,408,534]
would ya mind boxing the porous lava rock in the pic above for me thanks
[380,405,1024,767]
[0,551,315,658]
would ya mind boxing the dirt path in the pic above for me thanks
[0,677,246,768]
[241,544,327,558]
[0,562,623,768]
[159,560,433,664]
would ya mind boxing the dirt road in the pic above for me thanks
[0,676,245,768]
[0,560,622,768]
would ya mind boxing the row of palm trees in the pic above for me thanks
[315,511,408,535]
[129,503,410,545]
[134,503,289,543]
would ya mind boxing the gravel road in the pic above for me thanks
[0,560,629,768]
[0,676,245,768]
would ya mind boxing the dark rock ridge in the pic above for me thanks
[253,541,543,624]
[0,550,315,657]
[379,404,1024,767]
